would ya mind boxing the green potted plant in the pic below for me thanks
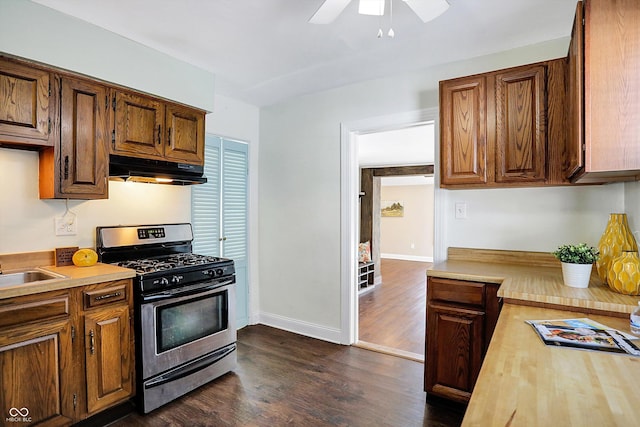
[552,243,599,288]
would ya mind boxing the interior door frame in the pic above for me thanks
[339,107,443,345]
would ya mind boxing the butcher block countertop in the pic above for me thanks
[428,248,640,317]
[462,304,640,427]
[0,250,135,299]
[428,248,640,426]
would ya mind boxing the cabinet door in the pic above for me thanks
[165,104,205,164]
[566,1,584,179]
[440,76,489,185]
[584,0,640,175]
[0,58,53,147]
[84,305,133,415]
[0,319,75,426]
[112,90,164,160]
[494,65,546,183]
[57,77,109,198]
[425,303,484,403]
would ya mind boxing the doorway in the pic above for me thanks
[355,128,435,360]
[339,108,443,348]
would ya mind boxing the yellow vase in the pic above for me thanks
[607,251,640,295]
[596,213,638,284]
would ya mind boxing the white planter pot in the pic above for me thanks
[561,262,593,288]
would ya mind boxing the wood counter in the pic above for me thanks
[427,248,640,426]
[428,248,640,317]
[0,250,135,299]
[462,304,640,427]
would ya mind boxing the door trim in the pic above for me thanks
[339,108,442,345]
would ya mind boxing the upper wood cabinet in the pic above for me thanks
[440,59,568,188]
[494,65,546,184]
[39,76,109,199]
[111,90,205,165]
[0,57,54,148]
[440,75,489,185]
[568,0,640,183]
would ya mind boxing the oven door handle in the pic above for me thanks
[144,344,236,389]
[141,278,234,302]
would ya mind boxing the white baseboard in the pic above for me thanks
[381,253,433,262]
[258,312,344,344]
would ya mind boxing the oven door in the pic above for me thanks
[139,277,236,380]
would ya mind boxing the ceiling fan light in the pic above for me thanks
[403,0,450,23]
[359,0,385,16]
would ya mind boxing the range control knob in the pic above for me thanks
[216,268,224,277]
[171,275,183,285]
[159,277,169,286]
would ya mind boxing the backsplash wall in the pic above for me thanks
[0,149,191,254]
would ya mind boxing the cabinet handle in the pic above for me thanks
[89,329,95,354]
[64,156,69,180]
[168,127,171,146]
[94,291,122,301]
[157,125,162,145]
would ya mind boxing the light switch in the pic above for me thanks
[455,202,467,219]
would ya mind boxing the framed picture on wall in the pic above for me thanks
[381,200,404,217]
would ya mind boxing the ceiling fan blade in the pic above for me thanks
[403,0,450,23]
[309,0,352,24]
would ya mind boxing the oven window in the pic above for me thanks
[156,290,228,353]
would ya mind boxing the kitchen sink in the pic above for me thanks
[0,269,66,287]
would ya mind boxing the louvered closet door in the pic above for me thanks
[222,140,249,327]
[192,135,249,328]
[193,136,222,256]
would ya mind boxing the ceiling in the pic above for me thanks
[30,0,578,107]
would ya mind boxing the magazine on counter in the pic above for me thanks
[526,318,640,357]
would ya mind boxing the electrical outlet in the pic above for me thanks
[455,202,467,219]
[55,217,77,236]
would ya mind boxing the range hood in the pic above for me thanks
[109,155,207,185]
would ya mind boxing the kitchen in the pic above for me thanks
[1,0,640,426]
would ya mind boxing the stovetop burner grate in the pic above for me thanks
[112,253,226,275]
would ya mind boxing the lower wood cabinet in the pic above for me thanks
[80,280,133,416]
[0,280,133,426]
[424,277,501,403]
[0,290,75,426]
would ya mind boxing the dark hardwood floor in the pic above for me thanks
[358,259,431,357]
[110,325,464,427]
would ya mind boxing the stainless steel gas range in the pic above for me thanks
[96,223,236,414]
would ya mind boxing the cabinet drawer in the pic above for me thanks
[84,281,128,309]
[428,277,485,307]
[0,293,69,328]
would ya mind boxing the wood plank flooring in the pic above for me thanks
[110,325,464,427]
[358,259,430,357]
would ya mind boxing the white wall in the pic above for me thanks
[443,185,624,252]
[0,149,191,252]
[258,37,623,340]
[0,0,215,111]
[380,184,434,261]
[624,181,640,239]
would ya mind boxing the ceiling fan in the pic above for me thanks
[309,0,450,25]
